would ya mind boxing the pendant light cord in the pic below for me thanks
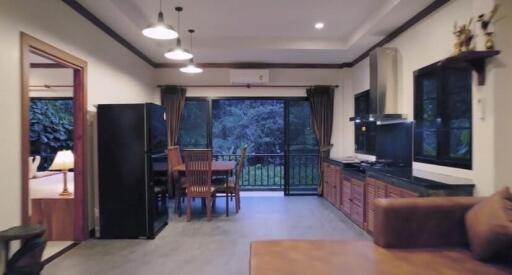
[177,10,180,32]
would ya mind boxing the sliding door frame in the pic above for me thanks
[181,96,318,195]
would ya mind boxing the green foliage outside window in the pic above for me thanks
[29,99,73,170]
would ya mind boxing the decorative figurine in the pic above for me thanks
[461,18,475,51]
[477,4,499,50]
[453,18,474,55]
[452,22,463,55]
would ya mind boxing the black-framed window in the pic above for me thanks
[178,98,210,149]
[354,90,376,155]
[414,63,472,169]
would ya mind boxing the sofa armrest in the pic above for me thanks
[373,197,482,249]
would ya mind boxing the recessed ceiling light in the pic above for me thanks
[315,22,324,29]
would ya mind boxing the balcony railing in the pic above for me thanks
[213,153,319,191]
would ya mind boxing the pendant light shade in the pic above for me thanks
[164,38,193,60]
[164,7,192,60]
[180,29,203,74]
[180,60,203,73]
[142,1,178,40]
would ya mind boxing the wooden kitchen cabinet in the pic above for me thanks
[365,178,387,233]
[350,178,365,228]
[365,177,419,234]
[341,176,351,215]
[322,162,341,207]
[322,160,472,236]
[386,184,419,198]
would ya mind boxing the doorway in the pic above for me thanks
[20,33,88,259]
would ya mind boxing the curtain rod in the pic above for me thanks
[29,85,74,88]
[157,84,339,89]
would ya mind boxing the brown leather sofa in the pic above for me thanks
[250,197,512,275]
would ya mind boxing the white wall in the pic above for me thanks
[155,68,342,86]
[494,0,512,192]
[336,0,509,195]
[154,67,344,99]
[29,67,73,97]
[0,0,157,231]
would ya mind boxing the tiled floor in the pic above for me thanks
[43,195,371,275]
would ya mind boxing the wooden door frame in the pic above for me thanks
[21,33,88,241]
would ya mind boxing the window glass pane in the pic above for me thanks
[422,78,437,99]
[287,100,319,194]
[178,100,209,148]
[446,69,471,94]
[448,93,471,128]
[449,129,471,159]
[288,101,318,151]
[212,99,284,154]
[422,130,437,157]
[423,99,437,123]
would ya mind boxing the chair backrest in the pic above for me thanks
[183,149,212,195]
[168,146,183,176]
[234,147,247,188]
[7,236,47,275]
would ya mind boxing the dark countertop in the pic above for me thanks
[326,158,475,196]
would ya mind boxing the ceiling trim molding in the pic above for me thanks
[62,0,157,67]
[63,0,449,70]
[349,0,450,66]
[30,63,69,69]
[155,62,350,69]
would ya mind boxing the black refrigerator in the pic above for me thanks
[97,103,168,239]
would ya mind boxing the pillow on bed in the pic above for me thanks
[28,156,41,179]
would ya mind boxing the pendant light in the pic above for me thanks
[142,0,178,40]
[164,7,193,60]
[180,29,203,74]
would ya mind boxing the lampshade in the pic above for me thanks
[164,38,193,60]
[49,150,74,171]
[142,11,178,40]
[179,29,203,74]
[180,61,203,74]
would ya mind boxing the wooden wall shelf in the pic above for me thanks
[439,50,501,85]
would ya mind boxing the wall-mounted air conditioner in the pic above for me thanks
[229,69,269,84]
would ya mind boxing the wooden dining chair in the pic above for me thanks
[168,146,186,216]
[215,147,247,216]
[183,149,216,222]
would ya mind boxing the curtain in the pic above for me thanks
[161,86,187,146]
[307,85,335,195]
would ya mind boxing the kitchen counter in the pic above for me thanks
[327,158,475,196]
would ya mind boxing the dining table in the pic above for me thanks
[172,160,237,175]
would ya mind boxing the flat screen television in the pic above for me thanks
[375,122,413,168]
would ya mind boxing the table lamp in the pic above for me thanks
[49,150,74,196]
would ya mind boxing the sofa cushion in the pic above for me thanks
[465,187,512,260]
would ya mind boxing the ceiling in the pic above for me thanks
[75,0,436,65]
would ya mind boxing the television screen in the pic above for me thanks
[375,122,413,168]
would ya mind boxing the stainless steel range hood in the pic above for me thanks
[349,47,407,124]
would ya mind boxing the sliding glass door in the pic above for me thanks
[212,99,285,190]
[178,99,210,149]
[284,100,319,195]
[178,97,319,195]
